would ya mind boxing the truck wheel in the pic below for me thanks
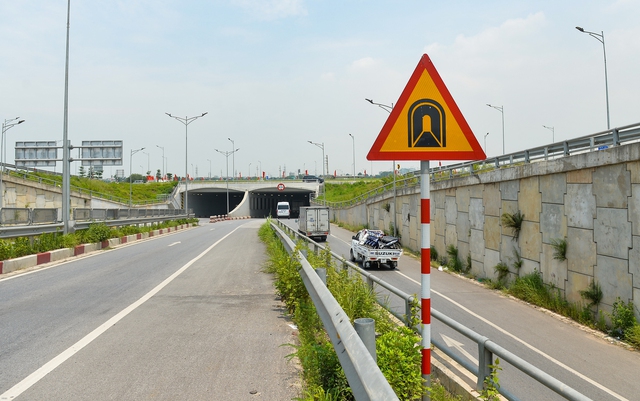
[321,236,327,242]
[349,249,356,262]
[389,261,397,270]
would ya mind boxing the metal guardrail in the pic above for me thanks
[271,221,400,401]
[323,122,640,209]
[274,221,592,401]
[0,208,189,239]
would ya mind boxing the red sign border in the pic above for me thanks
[367,54,486,161]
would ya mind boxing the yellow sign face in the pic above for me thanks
[368,54,485,161]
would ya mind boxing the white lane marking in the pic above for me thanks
[394,270,628,401]
[0,225,244,400]
[327,231,626,399]
[441,334,478,366]
[168,241,181,247]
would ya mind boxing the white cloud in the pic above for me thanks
[232,0,307,20]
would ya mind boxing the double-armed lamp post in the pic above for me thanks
[215,148,239,215]
[165,112,208,215]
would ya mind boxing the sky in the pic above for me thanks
[1,0,639,179]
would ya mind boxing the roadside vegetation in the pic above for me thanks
[8,169,178,204]
[258,220,469,401]
[0,219,198,262]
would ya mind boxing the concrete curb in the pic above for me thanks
[0,223,194,276]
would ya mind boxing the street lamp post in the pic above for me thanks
[156,144,165,179]
[129,147,145,207]
[543,125,555,143]
[1,118,25,207]
[228,137,235,179]
[484,132,489,155]
[207,159,212,179]
[576,26,610,130]
[249,162,252,179]
[215,148,239,215]
[349,133,355,177]
[365,98,397,237]
[165,112,207,215]
[486,104,505,154]
[308,141,326,205]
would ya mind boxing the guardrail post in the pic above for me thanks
[477,336,493,392]
[524,150,530,163]
[613,128,620,146]
[564,141,570,156]
[315,267,327,286]
[355,318,377,362]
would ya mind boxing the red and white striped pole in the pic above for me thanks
[420,160,431,399]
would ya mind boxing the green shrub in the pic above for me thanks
[625,324,640,348]
[494,262,510,283]
[609,298,637,338]
[430,246,438,261]
[501,211,524,240]
[446,245,464,272]
[550,238,567,261]
[579,280,603,308]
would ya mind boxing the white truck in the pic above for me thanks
[350,229,403,270]
[298,206,330,242]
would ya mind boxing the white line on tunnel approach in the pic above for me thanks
[168,241,181,247]
[393,270,628,401]
[317,229,625,399]
[0,224,246,400]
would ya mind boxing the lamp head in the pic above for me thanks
[365,98,374,104]
[575,26,584,32]
[165,112,172,117]
[201,112,208,116]
[18,120,25,124]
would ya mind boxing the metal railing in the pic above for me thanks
[274,221,592,401]
[322,122,640,209]
[0,207,189,239]
[271,221,399,401]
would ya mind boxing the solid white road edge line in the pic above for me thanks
[393,270,628,401]
[0,224,245,400]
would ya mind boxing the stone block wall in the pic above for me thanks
[330,143,640,320]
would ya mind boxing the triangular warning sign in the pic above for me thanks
[367,54,486,161]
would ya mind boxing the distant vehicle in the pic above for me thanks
[298,206,330,242]
[302,175,324,183]
[276,201,291,219]
[133,180,144,184]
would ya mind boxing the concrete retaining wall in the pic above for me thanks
[330,142,640,320]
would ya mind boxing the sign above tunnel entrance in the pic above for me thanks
[367,54,485,161]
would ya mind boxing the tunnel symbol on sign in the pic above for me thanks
[408,99,446,148]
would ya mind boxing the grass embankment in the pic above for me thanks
[12,170,178,204]
[259,220,464,401]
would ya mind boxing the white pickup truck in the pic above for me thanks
[349,229,403,270]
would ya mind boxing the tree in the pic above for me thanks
[156,169,162,181]
[78,166,86,178]
[167,173,173,181]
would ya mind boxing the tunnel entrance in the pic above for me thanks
[185,186,314,218]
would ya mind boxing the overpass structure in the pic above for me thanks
[169,181,320,218]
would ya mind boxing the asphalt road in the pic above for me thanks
[279,218,640,401]
[0,218,300,401]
